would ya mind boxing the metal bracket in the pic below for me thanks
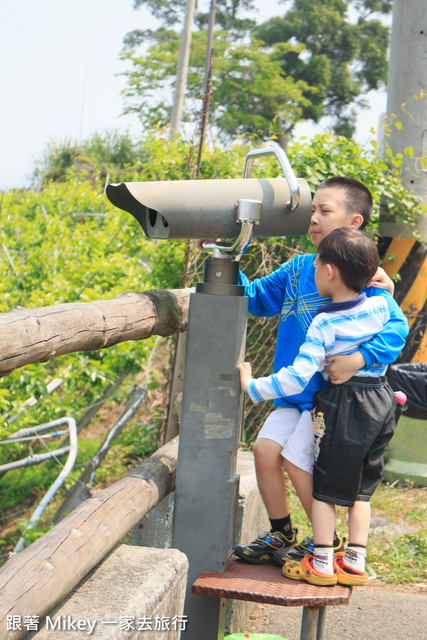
[208,198,262,261]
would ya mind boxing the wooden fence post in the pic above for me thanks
[0,437,178,640]
[0,288,191,378]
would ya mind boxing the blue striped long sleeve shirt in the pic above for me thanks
[247,292,392,404]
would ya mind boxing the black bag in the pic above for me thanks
[388,363,427,420]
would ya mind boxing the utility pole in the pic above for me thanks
[203,0,216,93]
[380,0,427,240]
[170,0,196,134]
[379,0,427,362]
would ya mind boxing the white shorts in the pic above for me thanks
[257,407,314,474]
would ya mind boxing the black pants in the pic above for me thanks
[312,376,396,507]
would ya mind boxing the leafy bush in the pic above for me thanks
[0,130,249,472]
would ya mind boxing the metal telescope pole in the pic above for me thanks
[171,201,261,639]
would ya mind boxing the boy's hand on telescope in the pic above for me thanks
[237,362,253,392]
[368,267,394,296]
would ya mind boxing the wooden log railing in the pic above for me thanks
[0,288,192,378]
[0,436,179,640]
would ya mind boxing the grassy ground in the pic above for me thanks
[387,414,427,464]
[284,474,427,586]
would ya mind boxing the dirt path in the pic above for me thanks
[242,581,427,640]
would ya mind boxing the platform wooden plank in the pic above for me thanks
[192,557,351,608]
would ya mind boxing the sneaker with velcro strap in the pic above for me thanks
[273,534,345,566]
[233,528,298,564]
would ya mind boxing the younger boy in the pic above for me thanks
[238,227,403,585]
[233,177,407,567]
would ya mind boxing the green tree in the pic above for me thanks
[121,0,391,144]
[33,132,142,185]
[121,29,310,142]
[254,0,392,141]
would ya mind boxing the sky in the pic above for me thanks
[0,0,388,191]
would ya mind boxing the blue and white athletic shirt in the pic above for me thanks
[246,293,390,404]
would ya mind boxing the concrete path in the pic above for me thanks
[242,582,427,640]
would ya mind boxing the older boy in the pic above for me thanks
[238,228,402,585]
[233,177,408,566]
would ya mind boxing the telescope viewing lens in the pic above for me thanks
[144,207,170,238]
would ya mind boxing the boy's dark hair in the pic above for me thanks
[317,228,379,292]
[317,177,373,229]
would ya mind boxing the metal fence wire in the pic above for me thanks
[183,237,308,447]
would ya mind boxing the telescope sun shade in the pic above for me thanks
[105,178,312,240]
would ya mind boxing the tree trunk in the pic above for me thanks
[275,114,291,150]
[0,437,179,640]
[0,288,192,378]
[170,0,196,133]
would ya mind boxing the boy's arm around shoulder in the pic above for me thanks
[326,289,408,384]
[358,288,408,366]
[367,266,394,295]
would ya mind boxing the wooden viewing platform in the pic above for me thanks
[193,557,352,640]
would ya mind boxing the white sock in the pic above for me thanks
[313,546,334,575]
[343,545,367,574]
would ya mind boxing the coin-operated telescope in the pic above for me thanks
[105,148,312,639]
[106,148,311,248]
[106,147,312,294]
